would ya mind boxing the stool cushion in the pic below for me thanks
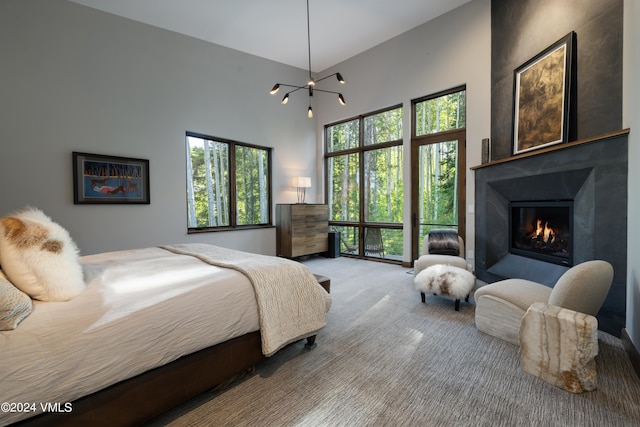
[414,264,475,299]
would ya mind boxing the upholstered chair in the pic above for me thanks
[413,235,471,277]
[474,260,613,345]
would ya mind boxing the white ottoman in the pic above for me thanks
[414,264,476,311]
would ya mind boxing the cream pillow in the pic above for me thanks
[0,270,33,330]
[0,208,85,301]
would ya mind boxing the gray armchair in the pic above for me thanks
[474,260,613,345]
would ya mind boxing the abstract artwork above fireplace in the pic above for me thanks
[473,131,628,337]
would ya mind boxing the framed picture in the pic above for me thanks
[73,152,150,204]
[513,32,575,155]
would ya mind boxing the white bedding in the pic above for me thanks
[0,246,261,426]
[161,243,331,356]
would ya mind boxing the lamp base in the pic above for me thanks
[297,187,307,204]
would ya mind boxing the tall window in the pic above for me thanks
[325,105,404,262]
[411,87,466,261]
[186,132,271,231]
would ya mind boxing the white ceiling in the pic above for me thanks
[68,0,472,72]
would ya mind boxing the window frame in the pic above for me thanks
[324,104,404,262]
[410,85,467,261]
[412,85,467,138]
[185,131,273,233]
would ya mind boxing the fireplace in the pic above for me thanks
[473,132,628,337]
[510,201,573,266]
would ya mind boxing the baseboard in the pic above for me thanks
[621,328,640,380]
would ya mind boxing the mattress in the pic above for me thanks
[0,247,259,426]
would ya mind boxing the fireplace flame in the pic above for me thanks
[535,219,555,243]
[515,214,569,257]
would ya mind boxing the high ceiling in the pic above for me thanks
[68,0,472,72]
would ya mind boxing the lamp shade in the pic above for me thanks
[293,176,311,188]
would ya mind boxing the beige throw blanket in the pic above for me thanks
[160,243,330,356]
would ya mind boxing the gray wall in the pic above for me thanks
[0,0,317,255]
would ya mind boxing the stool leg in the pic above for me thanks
[420,292,426,303]
[455,299,460,311]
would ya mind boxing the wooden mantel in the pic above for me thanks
[471,128,630,170]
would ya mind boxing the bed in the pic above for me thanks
[0,216,331,427]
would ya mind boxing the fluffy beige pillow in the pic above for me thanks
[0,270,33,330]
[0,208,85,301]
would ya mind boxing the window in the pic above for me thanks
[325,105,404,262]
[186,132,272,231]
[414,89,466,135]
[411,86,466,261]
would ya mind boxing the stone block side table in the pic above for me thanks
[519,302,598,393]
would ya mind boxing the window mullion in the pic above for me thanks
[228,142,237,228]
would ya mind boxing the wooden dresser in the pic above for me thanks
[276,204,329,258]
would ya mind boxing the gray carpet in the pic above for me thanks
[148,256,640,426]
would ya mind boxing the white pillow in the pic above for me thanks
[0,208,85,301]
[0,270,33,330]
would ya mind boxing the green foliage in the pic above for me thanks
[235,146,269,226]
[187,137,230,228]
[364,146,403,223]
[328,154,360,222]
[417,141,459,247]
[364,108,403,145]
[327,119,359,152]
[186,135,269,229]
[415,90,466,136]
[419,141,458,227]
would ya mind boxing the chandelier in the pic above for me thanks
[269,0,346,118]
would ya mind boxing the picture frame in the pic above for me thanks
[513,32,575,155]
[73,152,150,204]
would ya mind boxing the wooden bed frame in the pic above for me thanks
[14,332,318,427]
[14,332,264,427]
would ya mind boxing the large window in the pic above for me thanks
[411,87,466,261]
[325,105,403,262]
[186,132,271,231]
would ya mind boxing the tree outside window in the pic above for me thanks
[325,105,404,261]
[186,132,271,231]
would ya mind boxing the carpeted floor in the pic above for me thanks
[148,256,640,427]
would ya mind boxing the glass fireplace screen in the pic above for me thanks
[510,200,573,266]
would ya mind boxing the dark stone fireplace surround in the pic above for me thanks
[473,131,628,336]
